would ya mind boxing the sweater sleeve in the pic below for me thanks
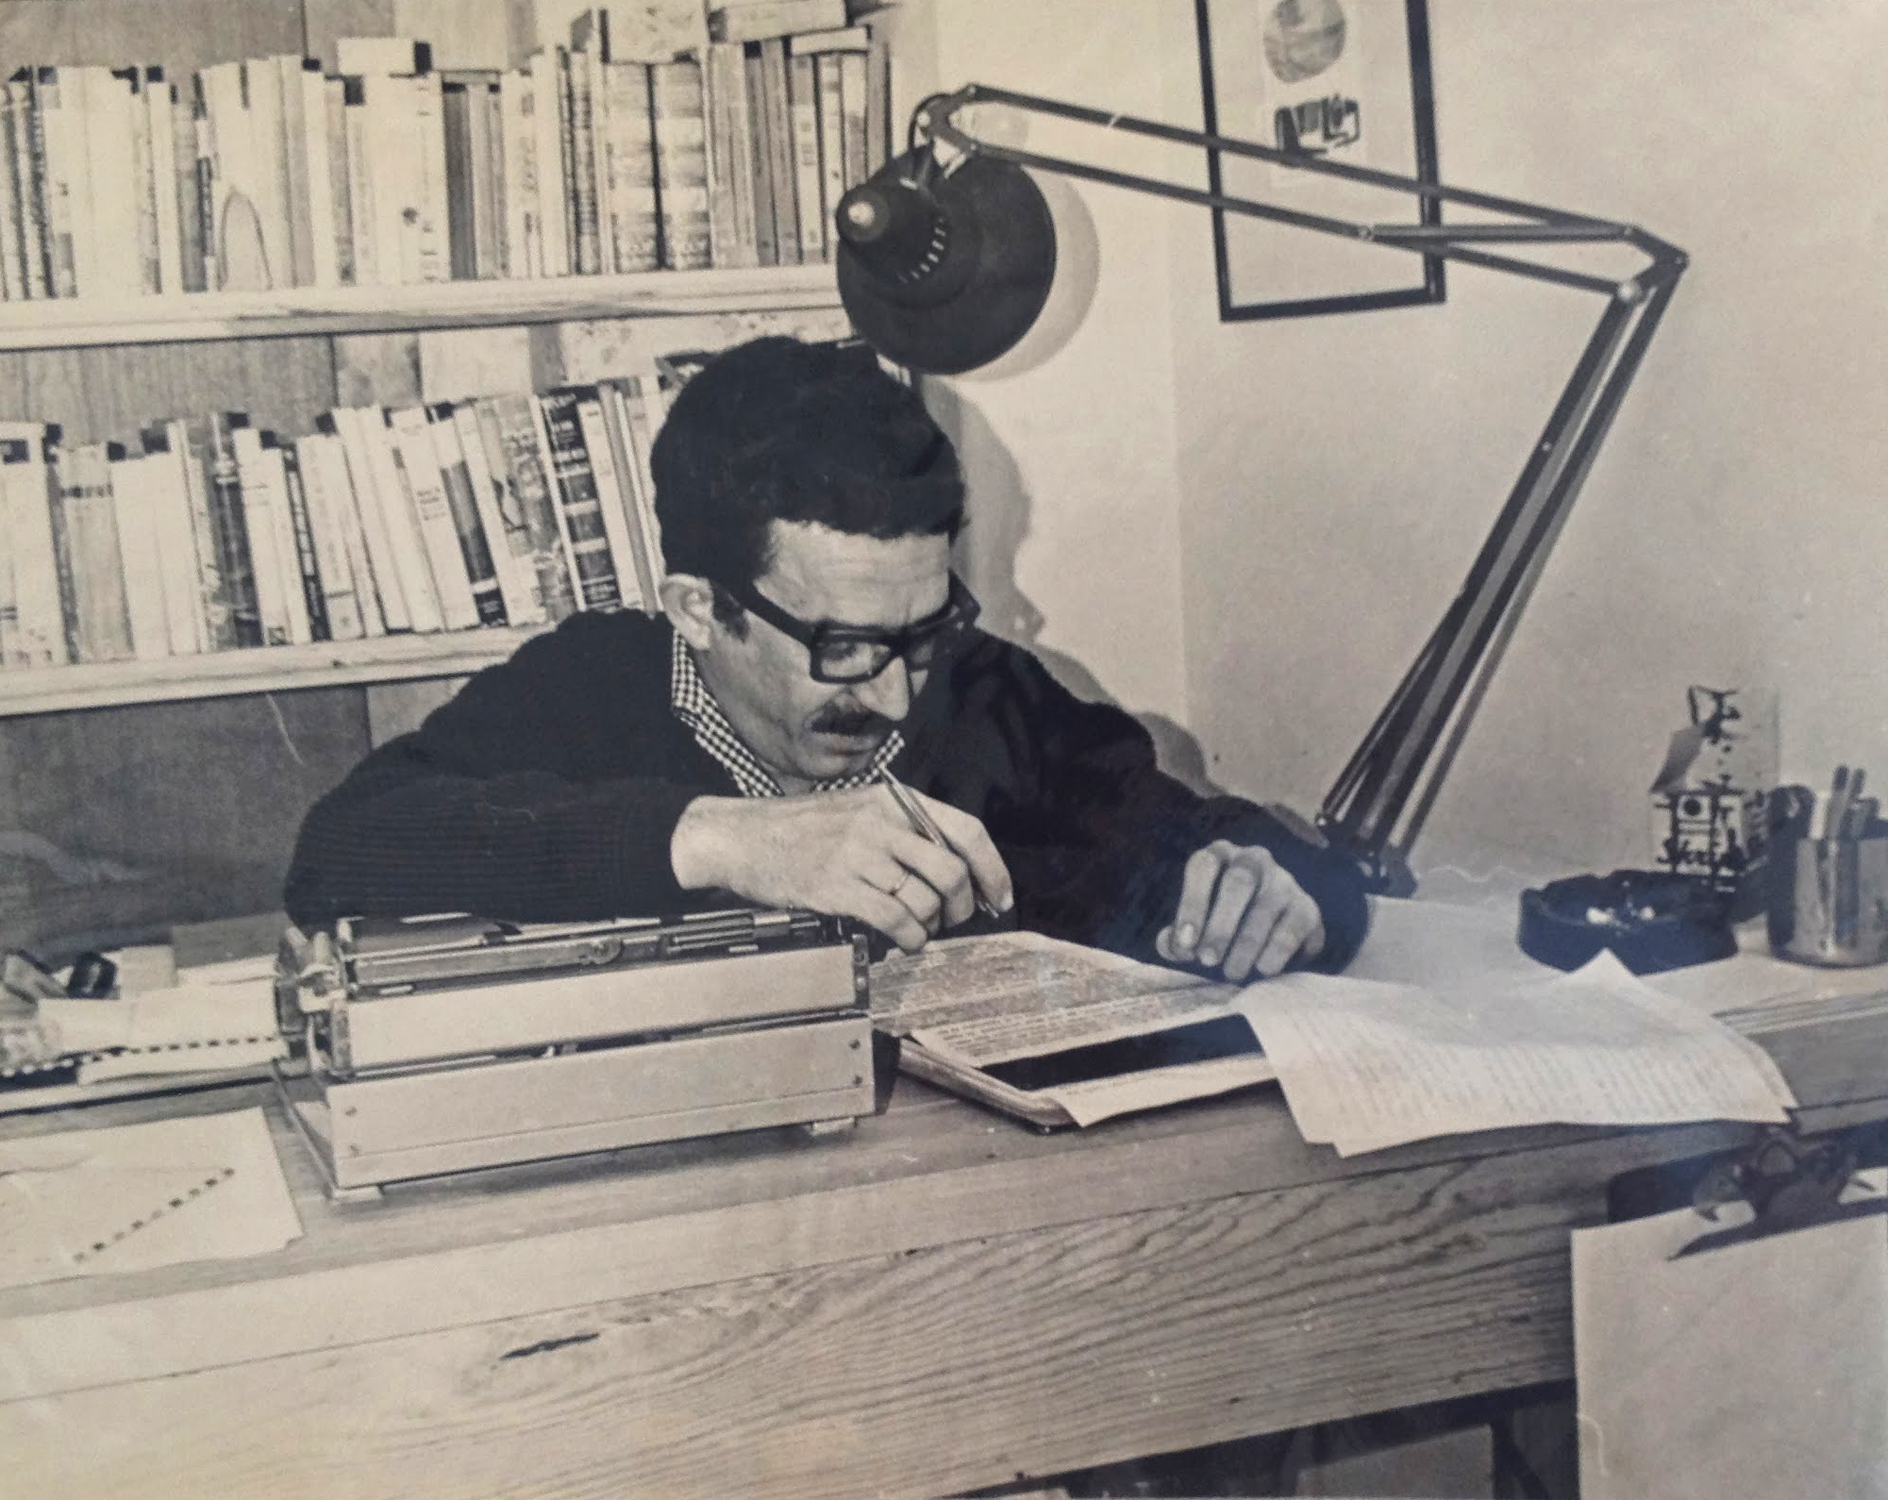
[944,641,1371,973]
[283,621,700,928]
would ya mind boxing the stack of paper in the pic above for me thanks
[1235,951,1799,1156]
[33,955,287,1085]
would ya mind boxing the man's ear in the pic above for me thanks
[659,573,720,650]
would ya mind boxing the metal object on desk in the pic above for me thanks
[1768,771,1888,966]
[272,908,879,1198]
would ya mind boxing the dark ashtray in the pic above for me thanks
[1518,869,1736,975]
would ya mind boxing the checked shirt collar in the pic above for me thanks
[669,626,903,798]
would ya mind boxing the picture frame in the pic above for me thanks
[1195,0,1446,321]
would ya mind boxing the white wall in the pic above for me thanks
[1169,0,1888,881]
[904,1,1197,733]
[913,0,1888,884]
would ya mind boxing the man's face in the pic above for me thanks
[694,521,952,791]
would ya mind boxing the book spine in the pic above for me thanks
[0,84,21,301]
[277,56,315,288]
[386,404,479,629]
[291,430,362,640]
[359,73,412,286]
[298,63,338,286]
[534,389,623,611]
[529,49,571,277]
[51,441,135,662]
[554,48,581,271]
[426,403,507,625]
[566,46,602,275]
[0,443,18,661]
[702,43,744,271]
[601,61,658,273]
[187,76,216,290]
[67,66,119,296]
[814,53,844,263]
[341,76,377,288]
[243,57,295,289]
[470,80,503,278]
[0,427,71,664]
[108,447,173,659]
[354,406,444,632]
[477,395,575,622]
[168,416,236,649]
[199,414,261,646]
[838,48,866,198]
[499,69,540,278]
[742,48,777,267]
[649,59,710,270]
[596,382,660,610]
[614,375,667,595]
[139,423,207,654]
[123,69,162,295]
[410,71,451,283]
[759,39,798,266]
[245,428,310,644]
[144,68,183,293]
[441,81,477,281]
[451,401,540,625]
[230,423,289,644]
[325,407,410,631]
[275,437,324,642]
[321,75,353,285]
[572,386,643,611]
[863,29,890,179]
[6,79,51,299]
[307,420,382,636]
[36,69,83,297]
[786,53,824,262]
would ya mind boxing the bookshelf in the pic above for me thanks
[0,624,548,717]
[0,266,844,352]
[0,0,892,950]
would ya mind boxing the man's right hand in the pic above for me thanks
[670,787,1014,953]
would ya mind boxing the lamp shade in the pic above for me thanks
[835,150,1057,375]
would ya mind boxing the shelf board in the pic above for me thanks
[0,265,844,351]
[0,627,547,717]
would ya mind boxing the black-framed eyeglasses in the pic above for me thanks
[720,574,981,684]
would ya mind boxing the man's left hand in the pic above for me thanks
[1155,840,1325,982]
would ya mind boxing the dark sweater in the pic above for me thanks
[284,612,1369,971]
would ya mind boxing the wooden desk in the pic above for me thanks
[4,906,1886,1500]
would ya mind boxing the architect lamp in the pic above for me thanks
[831,84,1687,894]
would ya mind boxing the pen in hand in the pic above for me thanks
[877,771,1004,921]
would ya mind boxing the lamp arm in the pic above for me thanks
[910,84,1688,893]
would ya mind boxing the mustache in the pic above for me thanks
[809,703,898,738]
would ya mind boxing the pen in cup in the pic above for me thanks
[876,771,1003,921]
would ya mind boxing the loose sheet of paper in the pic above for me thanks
[34,954,287,1083]
[874,932,1274,1124]
[1237,950,1798,1156]
[0,1106,302,1289]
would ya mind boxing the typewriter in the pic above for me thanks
[273,907,882,1198]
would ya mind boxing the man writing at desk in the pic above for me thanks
[284,337,1367,982]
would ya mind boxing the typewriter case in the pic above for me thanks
[273,909,880,1197]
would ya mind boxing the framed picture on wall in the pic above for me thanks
[1196,0,1445,320]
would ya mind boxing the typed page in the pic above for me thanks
[1236,951,1798,1156]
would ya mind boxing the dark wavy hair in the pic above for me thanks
[650,337,965,622]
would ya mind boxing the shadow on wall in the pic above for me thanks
[922,380,1226,802]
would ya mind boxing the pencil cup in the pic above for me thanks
[1767,833,1888,966]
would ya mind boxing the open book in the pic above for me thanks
[870,932,1275,1129]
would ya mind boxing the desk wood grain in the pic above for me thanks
[3,975,1884,1499]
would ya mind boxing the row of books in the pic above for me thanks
[0,0,891,299]
[0,378,683,669]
